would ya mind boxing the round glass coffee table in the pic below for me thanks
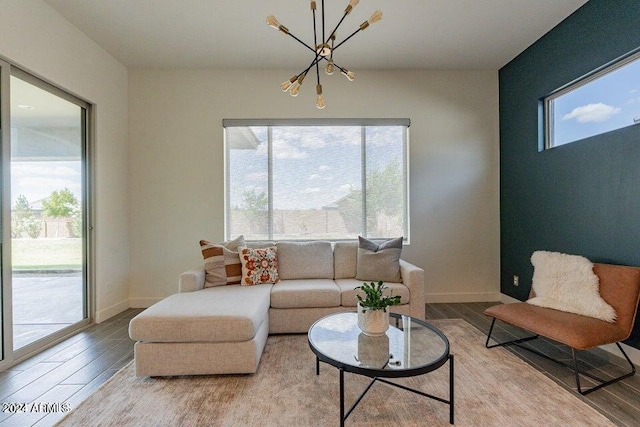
[308,312,453,426]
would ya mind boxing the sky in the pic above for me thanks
[11,161,82,208]
[552,55,640,146]
[227,125,406,210]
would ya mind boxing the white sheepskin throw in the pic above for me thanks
[527,251,616,323]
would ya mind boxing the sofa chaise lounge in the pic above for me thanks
[129,241,424,376]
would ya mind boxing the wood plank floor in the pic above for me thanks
[427,302,640,427]
[0,308,143,427]
[0,304,638,426]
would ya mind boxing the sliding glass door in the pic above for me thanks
[0,64,91,365]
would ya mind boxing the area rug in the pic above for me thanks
[56,319,613,426]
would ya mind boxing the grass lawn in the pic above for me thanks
[12,238,82,270]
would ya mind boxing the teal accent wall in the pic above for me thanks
[499,0,640,347]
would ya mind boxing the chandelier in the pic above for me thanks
[267,0,382,109]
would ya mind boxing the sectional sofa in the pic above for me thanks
[129,241,425,376]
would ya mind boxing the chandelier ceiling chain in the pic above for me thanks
[267,0,382,109]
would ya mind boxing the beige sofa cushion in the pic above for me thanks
[245,241,276,249]
[277,241,334,280]
[129,284,272,343]
[335,278,410,307]
[270,279,340,308]
[334,241,358,279]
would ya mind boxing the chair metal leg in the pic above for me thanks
[572,343,637,395]
[485,318,637,395]
[485,317,539,349]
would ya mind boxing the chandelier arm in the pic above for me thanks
[312,2,318,52]
[294,54,345,75]
[315,2,322,88]
[301,56,323,77]
[285,31,317,54]
[322,0,325,43]
[316,62,321,86]
[323,12,349,47]
[333,63,347,73]
[329,36,335,60]
[332,27,362,51]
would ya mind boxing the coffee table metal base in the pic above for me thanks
[316,354,455,426]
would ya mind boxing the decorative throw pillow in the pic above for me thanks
[239,246,280,286]
[199,235,245,287]
[355,236,403,283]
[527,251,616,322]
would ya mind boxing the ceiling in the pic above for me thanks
[43,0,588,70]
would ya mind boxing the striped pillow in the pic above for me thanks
[199,236,245,287]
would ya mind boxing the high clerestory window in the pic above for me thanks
[223,119,410,242]
[544,49,640,149]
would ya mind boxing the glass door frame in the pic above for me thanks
[1,58,10,369]
[0,60,94,368]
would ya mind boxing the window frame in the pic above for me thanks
[543,48,640,150]
[222,118,411,243]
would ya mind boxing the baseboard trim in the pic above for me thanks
[425,292,501,303]
[129,297,164,308]
[95,299,129,323]
[600,342,640,366]
[500,293,521,304]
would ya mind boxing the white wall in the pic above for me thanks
[128,68,500,305]
[0,0,129,322]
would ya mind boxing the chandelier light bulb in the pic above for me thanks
[369,10,383,24]
[341,69,356,81]
[325,60,335,75]
[290,82,301,97]
[345,0,360,15]
[281,76,298,92]
[266,15,280,30]
[316,84,325,109]
[290,74,306,97]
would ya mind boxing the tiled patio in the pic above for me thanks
[12,272,84,349]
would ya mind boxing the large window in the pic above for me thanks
[224,119,409,241]
[544,49,640,149]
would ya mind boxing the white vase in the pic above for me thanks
[357,303,390,337]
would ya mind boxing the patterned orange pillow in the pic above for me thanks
[239,246,279,285]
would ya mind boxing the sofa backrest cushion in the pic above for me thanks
[334,241,358,279]
[245,241,276,249]
[277,241,334,280]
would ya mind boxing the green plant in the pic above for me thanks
[12,194,34,238]
[43,188,78,218]
[355,281,401,312]
[43,188,79,238]
[25,216,42,239]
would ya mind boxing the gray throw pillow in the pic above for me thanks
[356,236,403,282]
